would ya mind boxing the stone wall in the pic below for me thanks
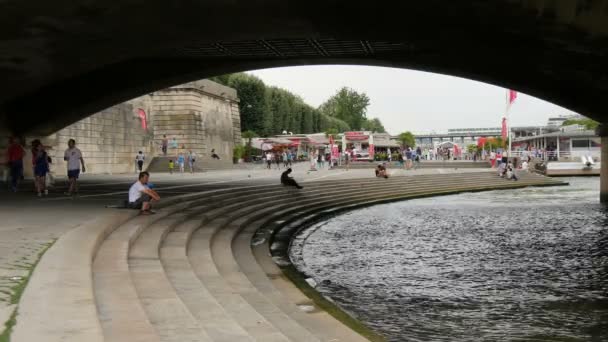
[35,95,155,176]
[1,79,241,177]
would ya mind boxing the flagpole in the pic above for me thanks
[506,90,511,159]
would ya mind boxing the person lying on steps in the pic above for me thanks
[128,171,161,215]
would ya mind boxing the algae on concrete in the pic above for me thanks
[0,240,55,342]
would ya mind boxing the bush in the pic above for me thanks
[233,145,245,163]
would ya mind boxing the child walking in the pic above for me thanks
[168,159,174,174]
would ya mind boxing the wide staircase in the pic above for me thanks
[12,172,564,342]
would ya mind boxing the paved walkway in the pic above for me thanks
[0,163,497,332]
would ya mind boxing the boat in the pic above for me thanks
[535,156,600,176]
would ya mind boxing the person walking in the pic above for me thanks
[344,150,350,171]
[135,151,145,172]
[161,135,168,156]
[6,137,25,192]
[282,151,288,168]
[63,139,85,196]
[317,152,323,170]
[275,151,281,169]
[286,151,293,167]
[33,143,49,197]
[170,137,178,154]
[177,153,185,173]
[168,159,174,174]
[265,151,273,169]
[187,150,196,173]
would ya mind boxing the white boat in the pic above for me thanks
[538,157,600,176]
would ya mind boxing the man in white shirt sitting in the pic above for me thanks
[128,172,160,215]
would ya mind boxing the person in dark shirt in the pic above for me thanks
[375,164,389,178]
[281,168,303,189]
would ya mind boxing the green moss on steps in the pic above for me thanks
[0,240,56,342]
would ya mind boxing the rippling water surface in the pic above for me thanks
[290,178,608,341]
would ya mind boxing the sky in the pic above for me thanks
[248,65,579,135]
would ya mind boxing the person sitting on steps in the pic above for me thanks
[211,148,221,160]
[375,164,389,178]
[128,171,161,215]
[281,168,303,189]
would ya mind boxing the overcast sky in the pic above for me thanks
[248,65,579,135]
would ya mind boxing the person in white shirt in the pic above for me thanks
[135,151,145,172]
[128,172,160,214]
[63,139,85,196]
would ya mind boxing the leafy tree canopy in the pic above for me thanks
[397,131,415,148]
[562,118,599,130]
[318,87,370,131]
[210,74,382,136]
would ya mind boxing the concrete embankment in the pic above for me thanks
[10,170,564,342]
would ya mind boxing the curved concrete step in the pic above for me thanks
[162,218,255,342]
[12,212,135,342]
[129,214,213,342]
[203,177,512,341]
[190,220,292,342]
[93,201,194,342]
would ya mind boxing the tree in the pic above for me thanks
[318,87,370,130]
[397,131,415,148]
[562,118,599,130]
[241,130,256,162]
[222,73,267,135]
[362,117,386,133]
[325,128,338,139]
[466,144,478,154]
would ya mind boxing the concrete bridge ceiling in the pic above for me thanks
[1,0,608,135]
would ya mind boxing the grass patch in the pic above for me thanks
[0,239,56,341]
[0,310,17,342]
[281,265,386,342]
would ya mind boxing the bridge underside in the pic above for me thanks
[1,0,608,135]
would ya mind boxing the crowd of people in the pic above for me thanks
[4,137,85,197]
[264,151,296,170]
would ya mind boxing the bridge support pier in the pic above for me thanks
[600,126,608,204]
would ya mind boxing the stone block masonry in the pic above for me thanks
[8,79,241,177]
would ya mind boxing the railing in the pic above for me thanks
[508,150,600,162]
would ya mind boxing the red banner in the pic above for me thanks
[137,108,147,130]
[501,117,507,140]
[508,90,518,105]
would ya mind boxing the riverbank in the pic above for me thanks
[3,168,564,341]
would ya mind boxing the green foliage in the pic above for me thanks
[562,118,599,130]
[318,87,370,130]
[242,130,256,140]
[220,73,267,134]
[210,74,383,136]
[374,152,388,161]
[362,117,386,133]
[325,128,339,139]
[397,131,415,148]
[233,145,245,162]
[466,144,478,153]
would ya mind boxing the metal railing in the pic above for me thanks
[509,150,600,162]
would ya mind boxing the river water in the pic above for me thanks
[290,177,608,341]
